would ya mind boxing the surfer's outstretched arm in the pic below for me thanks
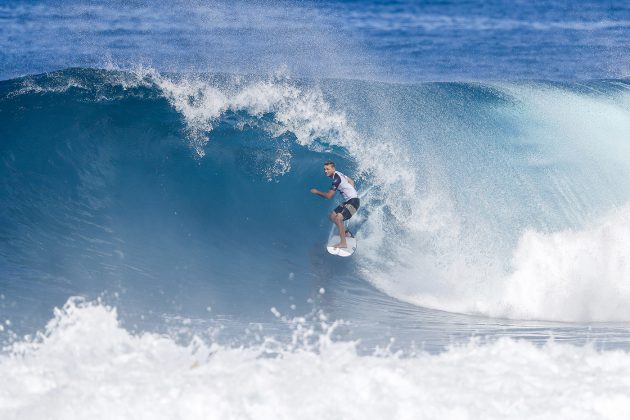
[310,188,335,199]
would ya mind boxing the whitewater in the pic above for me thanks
[2,299,630,420]
[3,0,630,418]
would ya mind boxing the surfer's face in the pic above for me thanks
[324,164,335,177]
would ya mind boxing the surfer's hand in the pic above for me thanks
[310,188,318,194]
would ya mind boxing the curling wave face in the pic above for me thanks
[2,68,630,326]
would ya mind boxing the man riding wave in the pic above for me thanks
[310,160,360,249]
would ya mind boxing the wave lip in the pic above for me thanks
[143,67,355,159]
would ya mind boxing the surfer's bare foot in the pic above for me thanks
[332,242,348,248]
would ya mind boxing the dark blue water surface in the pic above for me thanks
[1,0,630,81]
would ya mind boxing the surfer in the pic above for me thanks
[310,160,360,248]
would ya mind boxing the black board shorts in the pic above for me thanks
[334,198,360,221]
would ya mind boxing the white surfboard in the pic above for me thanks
[326,235,357,257]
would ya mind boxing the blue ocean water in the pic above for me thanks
[2,0,630,81]
[2,1,630,418]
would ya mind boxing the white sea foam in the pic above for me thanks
[500,204,630,321]
[1,299,630,420]
[373,203,630,322]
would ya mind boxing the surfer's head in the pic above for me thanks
[324,160,336,177]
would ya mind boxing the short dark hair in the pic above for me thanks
[324,160,335,167]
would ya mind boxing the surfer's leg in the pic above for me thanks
[330,212,347,248]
